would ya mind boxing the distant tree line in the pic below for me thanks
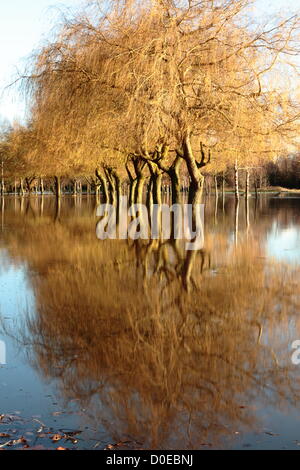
[267,155,300,189]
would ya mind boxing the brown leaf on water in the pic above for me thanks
[57,447,68,451]
[65,437,78,444]
[0,433,10,438]
[51,434,63,442]
[61,430,82,437]
[10,437,28,446]
[105,441,144,450]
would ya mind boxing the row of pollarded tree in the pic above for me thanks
[1,0,300,202]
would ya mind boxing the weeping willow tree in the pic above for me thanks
[5,0,298,202]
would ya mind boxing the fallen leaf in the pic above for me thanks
[51,434,63,442]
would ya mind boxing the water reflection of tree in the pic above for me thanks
[2,197,300,449]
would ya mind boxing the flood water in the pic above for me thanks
[0,194,300,450]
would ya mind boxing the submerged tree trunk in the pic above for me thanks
[113,170,122,207]
[0,197,4,232]
[135,175,146,204]
[54,176,61,199]
[183,134,206,205]
[1,161,4,197]
[245,196,250,232]
[86,181,91,195]
[188,179,204,206]
[152,173,162,205]
[104,167,117,205]
[125,160,136,207]
[147,162,162,205]
[214,175,218,199]
[169,157,182,205]
[20,178,25,196]
[95,169,108,204]
[146,178,153,213]
[169,168,181,205]
[245,169,250,199]
[222,172,225,199]
[129,179,137,206]
[254,177,258,199]
[234,199,239,246]
[127,158,147,205]
[234,161,239,201]
[222,172,225,212]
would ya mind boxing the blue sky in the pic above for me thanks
[0,0,298,124]
[0,0,83,124]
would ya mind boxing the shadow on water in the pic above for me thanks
[0,194,300,449]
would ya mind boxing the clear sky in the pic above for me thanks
[0,0,298,124]
[0,0,83,124]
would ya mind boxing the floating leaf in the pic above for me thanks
[51,434,63,442]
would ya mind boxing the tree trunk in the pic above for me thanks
[113,170,122,207]
[235,200,239,246]
[245,197,250,232]
[54,176,61,199]
[73,180,77,195]
[95,169,108,203]
[152,173,162,205]
[169,168,181,205]
[40,178,44,195]
[234,161,239,201]
[183,133,205,205]
[255,179,258,199]
[214,175,218,199]
[245,169,250,199]
[101,177,109,203]
[1,160,4,197]
[20,178,24,197]
[128,179,136,206]
[222,172,225,212]
[104,167,116,205]
[135,175,146,204]
[146,178,153,212]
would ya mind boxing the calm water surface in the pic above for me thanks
[0,194,300,450]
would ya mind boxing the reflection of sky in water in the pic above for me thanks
[0,249,49,418]
[0,248,109,446]
[267,223,300,264]
[0,249,35,321]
